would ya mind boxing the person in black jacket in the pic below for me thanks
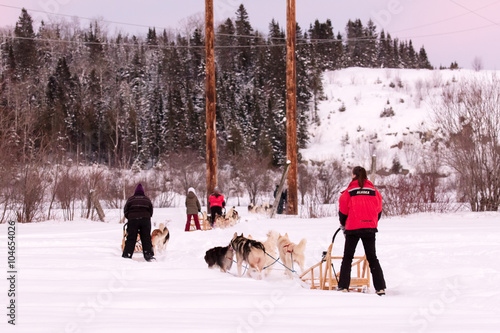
[274,185,287,214]
[122,184,155,261]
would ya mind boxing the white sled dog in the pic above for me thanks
[277,233,307,277]
[151,223,170,255]
[262,230,279,275]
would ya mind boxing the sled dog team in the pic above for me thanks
[124,165,386,293]
[204,231,307,279]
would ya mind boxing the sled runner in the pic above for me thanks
[299,242,370,292]
[121,222,143,253]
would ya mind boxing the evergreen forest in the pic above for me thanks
[0,5,433,169]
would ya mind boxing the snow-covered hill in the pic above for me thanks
[301,67,494,172]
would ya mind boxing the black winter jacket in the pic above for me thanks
[124,195,153,220]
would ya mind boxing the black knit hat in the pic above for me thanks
[134,183,145,195]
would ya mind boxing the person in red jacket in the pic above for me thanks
[337,166,386,295]
[208,186,225,227]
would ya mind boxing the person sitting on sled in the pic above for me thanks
[208,186,225,227]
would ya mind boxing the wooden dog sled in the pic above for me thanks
[299,242,370,292]
[189,212,211,231]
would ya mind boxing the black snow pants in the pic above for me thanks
[122,218,154,260]
[338,233,386,291]
[210,206,223,226]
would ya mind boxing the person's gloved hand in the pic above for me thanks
[340,224,345,232]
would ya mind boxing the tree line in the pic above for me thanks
[0,5,433,169]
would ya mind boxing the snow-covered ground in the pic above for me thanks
[1,207,499,333]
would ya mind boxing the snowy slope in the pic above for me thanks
[1,208,500,333]
[301,67,494,171]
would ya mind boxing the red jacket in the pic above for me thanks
[339,179,382,233]
[209,193,225,208]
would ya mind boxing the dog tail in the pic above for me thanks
[163,230,170,245]
[294,238,307,254]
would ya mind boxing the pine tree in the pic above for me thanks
[407,40,417,68]
[333,32,345,69]
[13,8,37,76]
[377,30,387,67]
[264,19,287,164]
[345,19,364,67]
[147,27,158,46]
[216,18,237,72]
[4,42,17,80]
[391,37,399,68]
[295,23,311,148]
[234,4,254,74]
[308,19,335,70]
[85,22,104,67]
[418,46,432,69]
[364,19,378,67]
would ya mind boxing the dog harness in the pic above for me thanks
[283,244,293,253]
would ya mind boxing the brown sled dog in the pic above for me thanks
[204,244,234,272]
[231,233,266,279]
[151,223,170,255]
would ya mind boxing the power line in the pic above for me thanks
[0,3,172,32]
[0,34,290,49]
[2,21,494,52]
[449,0,500,27]
[392,0,500,33]
[1,33,413,51]
[1,2,497,48]
[0,3,289,42]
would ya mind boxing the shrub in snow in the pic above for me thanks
[380,106,395,118]
[338,102,346,112]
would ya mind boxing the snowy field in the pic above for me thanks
[1,207,500,333]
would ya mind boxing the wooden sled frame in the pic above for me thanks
[189,212,211,231]
[299,243,370,292]
[121,222,143,253]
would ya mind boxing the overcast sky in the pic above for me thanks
[1,0,500,69]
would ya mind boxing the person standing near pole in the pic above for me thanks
[337,166,386,295]
[122,184,155,262]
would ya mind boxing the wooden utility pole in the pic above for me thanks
[286,0,298,215]
[370,154,377,183]
[205,0,217,201]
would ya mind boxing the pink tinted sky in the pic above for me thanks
[1,0,499,69]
